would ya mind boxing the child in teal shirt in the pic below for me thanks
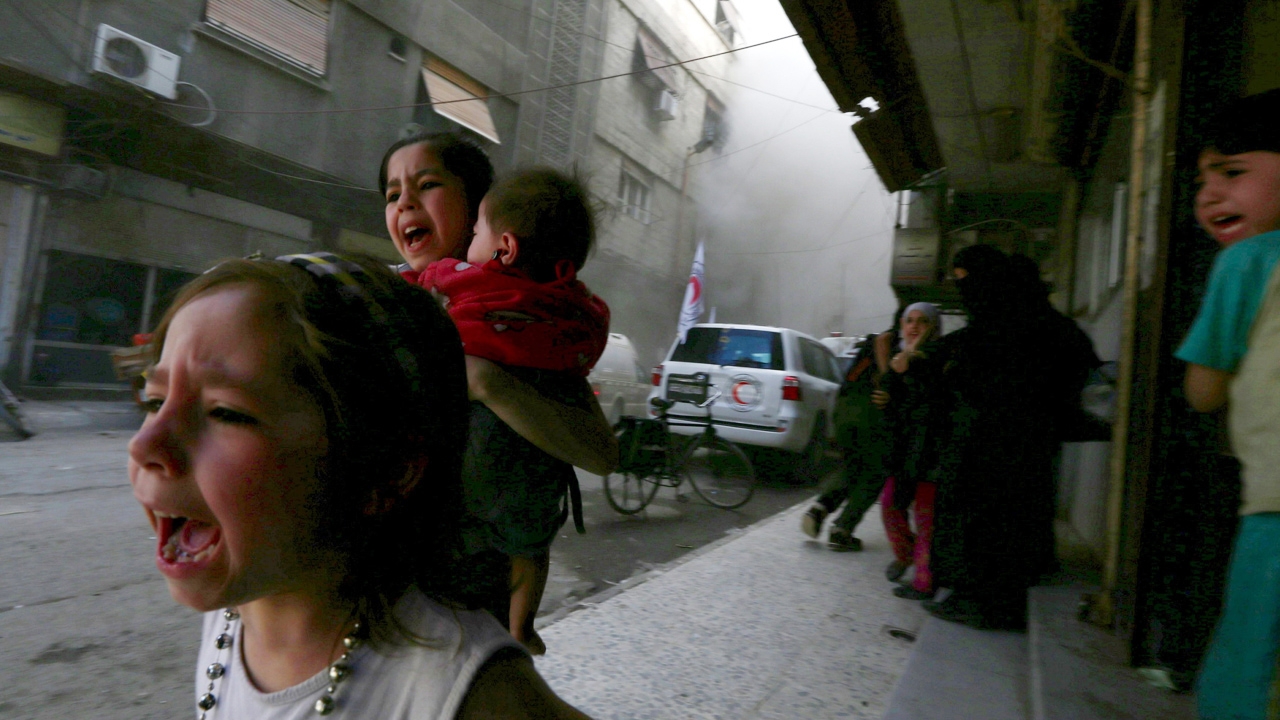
[1177,88,1280,720]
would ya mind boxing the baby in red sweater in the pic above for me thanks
[404,167,609,375]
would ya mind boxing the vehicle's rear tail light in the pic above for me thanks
[652,364,663,386]
[591,383,600,396]
[782,376,802,401]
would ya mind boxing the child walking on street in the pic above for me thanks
[1175,88,1280,720]
[801,328,893,552]
[401,167,611,655]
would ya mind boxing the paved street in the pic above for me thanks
[0,426,195,719]
[0,406,828,718]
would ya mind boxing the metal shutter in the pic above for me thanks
[635,28,678,91]
[421,59,501,144]
[206,0,329,73]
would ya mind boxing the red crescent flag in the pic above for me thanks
[677,241,706,343]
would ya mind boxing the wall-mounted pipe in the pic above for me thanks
[1096,0,1151,630]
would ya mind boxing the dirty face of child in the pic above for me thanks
[384,142,473,271]
[128,284,332,612]
[1195,149,1280,246]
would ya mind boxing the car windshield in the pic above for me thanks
[671,328,784,370]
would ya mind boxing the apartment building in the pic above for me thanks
[0,0,736,391]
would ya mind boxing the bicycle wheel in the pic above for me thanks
[603,468,660,514]
[683,434,755,509]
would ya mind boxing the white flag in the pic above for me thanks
[677,241,706,343]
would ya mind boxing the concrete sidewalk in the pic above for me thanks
[4,398,141,435]
[533,503,928,720]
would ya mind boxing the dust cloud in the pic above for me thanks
[691,0,899,338]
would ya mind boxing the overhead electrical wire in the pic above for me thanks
[9,0,858,223]
[106,0,835,113]
[16,0,897,284]
[153,33,800,116]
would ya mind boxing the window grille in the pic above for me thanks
[539,0,588,166]
[702,94,727,148]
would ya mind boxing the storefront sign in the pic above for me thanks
[0,91,65,156]
[890,227,941,286]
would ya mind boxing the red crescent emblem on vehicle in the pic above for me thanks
[688,275,701,303]
[732,381,749,404]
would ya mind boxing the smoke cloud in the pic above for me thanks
[693,0,899,338]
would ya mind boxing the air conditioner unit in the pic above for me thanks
[91,24,181,99]
[654,89,679,121]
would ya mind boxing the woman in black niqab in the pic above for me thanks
[925,245,1088,629]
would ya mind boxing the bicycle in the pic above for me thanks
[604,372,755,513]
[0,380,34,440]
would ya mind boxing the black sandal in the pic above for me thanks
[827,529,863,552]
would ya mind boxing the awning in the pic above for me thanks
[777,0,943,192]
[421,61,500,144]
[635,29,679,91]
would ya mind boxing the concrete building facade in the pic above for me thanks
[578,0,736,364]
[0,0,738,391]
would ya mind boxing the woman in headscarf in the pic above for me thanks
[880,302,948,600]
[924,245,1091,629]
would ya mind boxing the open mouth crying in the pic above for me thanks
[158,514,220,564]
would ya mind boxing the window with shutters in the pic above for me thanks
[714,0,741,46]
[421,56,501,144]
[205,0,331,74]
[702,94,727,149]
[632,27,677,92]
[633,26,680,121]
[618,168,651,224]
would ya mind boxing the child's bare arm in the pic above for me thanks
[458,653,592,720]
[465,355,620,475]
[1185,363,1231,413]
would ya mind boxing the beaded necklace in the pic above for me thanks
[198,608,361,718]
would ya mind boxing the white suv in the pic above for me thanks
[648,324,843,466]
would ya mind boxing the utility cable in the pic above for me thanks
[236,156,380,193]
[120,0,831,111]
[36,0,833,117]
[156,33,799,115]
[18,2,838,216]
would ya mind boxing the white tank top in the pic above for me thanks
[193,590,524,719]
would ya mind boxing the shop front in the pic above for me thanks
[16,169,316,390]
